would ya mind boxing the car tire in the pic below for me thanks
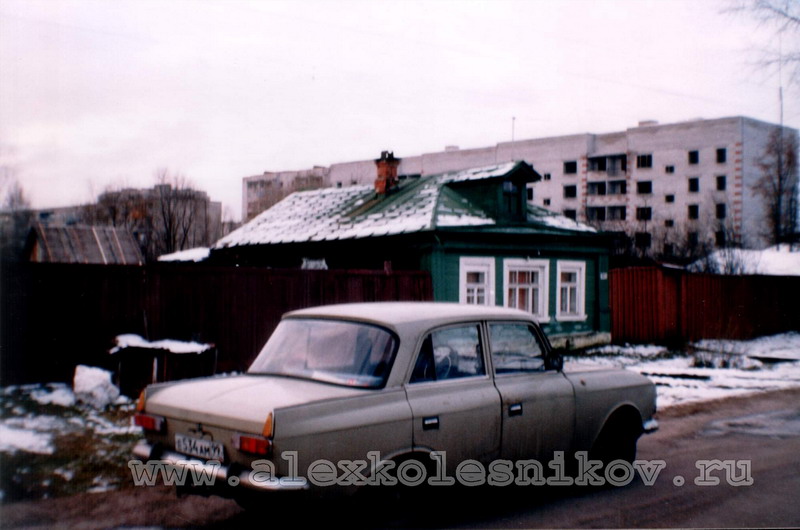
[589,415,641,468]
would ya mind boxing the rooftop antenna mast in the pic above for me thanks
[512,116,516,142]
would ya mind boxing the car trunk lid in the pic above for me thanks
[143,374,366,434]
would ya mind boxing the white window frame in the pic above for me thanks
[459,257,495,306]
[503,259,550,321]
[556,260,587,321]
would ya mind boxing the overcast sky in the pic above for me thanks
[1,0,797,221]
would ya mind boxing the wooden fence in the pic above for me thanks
[0,263,432,385]
[4,263,796,385]
[610,267,800,344]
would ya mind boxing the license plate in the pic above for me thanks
[175,434,225,461]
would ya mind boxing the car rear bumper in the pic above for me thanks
[132,440,309,492]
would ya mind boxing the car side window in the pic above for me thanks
[410,325,485,383]
[489,323,545,374]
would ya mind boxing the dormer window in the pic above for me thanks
[502,179,524,220]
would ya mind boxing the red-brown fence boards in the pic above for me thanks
[0,263,432,385]
[610,267,800,345]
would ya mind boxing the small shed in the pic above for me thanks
[109,334,217,397]
[26,223,144,265]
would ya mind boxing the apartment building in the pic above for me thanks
[243,116,798,251]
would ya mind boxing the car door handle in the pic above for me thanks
[508,403,523,417]
[423,416,439,430]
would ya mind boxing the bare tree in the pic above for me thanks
[155,168,195,254]
[152,169,217,259]
[83,170,216,262]
[0,177,33,262]
[728,0,800,86]
[753,127,799,246]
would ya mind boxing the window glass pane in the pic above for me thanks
[410,325,485,383]
[506,264,547,317]
[558,264,583,317]
[249,319,396,388]
[517,288,528,310]
[489,323,545,373]
[467,272,484,284]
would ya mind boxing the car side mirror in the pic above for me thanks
[547,353,564,372]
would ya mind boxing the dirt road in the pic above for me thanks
[2,387,799,529]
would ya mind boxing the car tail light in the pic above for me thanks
[262,411,274,438]
[233,433,272,456]
[136,390,147,412]
[134,413,165,433]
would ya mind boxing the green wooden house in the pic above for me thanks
[212,156,612,348]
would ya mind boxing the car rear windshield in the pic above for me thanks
[247,318,398,388]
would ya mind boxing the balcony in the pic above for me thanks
[587,154,628,178]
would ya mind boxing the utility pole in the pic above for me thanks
[777,35,785,244]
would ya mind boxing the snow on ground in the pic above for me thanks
[0,373,141,501]
[568,332,800,408]
[694,332,800,361]
[0,424,55,455]
[73,365,120,409]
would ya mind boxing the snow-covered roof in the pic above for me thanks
[526,205,597,233]
[157,247,210,262]
[109,334,214,354]
[216,161,595,249]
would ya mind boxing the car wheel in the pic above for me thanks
[357,454,435,515]
[590,415,641,468]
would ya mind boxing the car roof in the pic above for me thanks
[285,302,535,328]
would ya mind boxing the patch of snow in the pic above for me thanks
[693,332,800,361]
[30,384,76,408]
[0,424,54,455]
[440,162,520,184]
[568,332,800,408]
[4,415,71,432]
[86,410,142,436]
[53,467,75,481]
[73,365,120,409]
[587,344,668,358]
[688,245,800,276]
[536,214,597,233]
[157,247,210,262]
[86,476,116,494]
[436,214,495,227]
[109,334,213,354]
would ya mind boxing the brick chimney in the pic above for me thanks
[374,151,401,195]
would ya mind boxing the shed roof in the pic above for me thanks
[216,161,595,249]
[28,224,144,265]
